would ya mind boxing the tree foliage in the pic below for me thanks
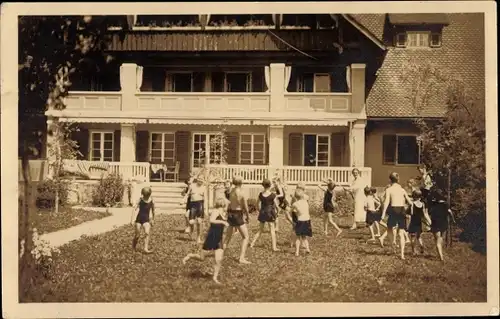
[18,15,116,299]
[400,58,486,251]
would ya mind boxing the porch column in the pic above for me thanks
[350,64,366,114]
[120,124,136,162]
[269,63,286,112]
[349,120,366,168]
[268,125,284,177]
[120,63,140,111]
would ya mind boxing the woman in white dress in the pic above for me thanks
[345,168,367,230]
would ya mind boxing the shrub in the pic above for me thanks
[36,179,70,209]
[92,173,125,207]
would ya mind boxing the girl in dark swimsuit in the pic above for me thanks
[250,179,279,251]
[408,189,430,255]
[182,197,229,285]
[130,187,155,253]
[429,189,454,262]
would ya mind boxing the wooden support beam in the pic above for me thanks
[126,15,136,30]
[272,14,283,29]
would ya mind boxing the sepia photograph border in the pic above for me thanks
[1,1,498,317]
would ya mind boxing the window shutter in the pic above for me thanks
[136,131,149,162]
[331,133,345,166]
[164,73,173,92]
[314,74,331,92]
[72,127,89,160]
[113,130,121,162]
[382,135,397,164]
[193,72,205,92]
[225,132,238,165]
[265,135,270,165]
[289,133,303,166]
[175,131,190,180]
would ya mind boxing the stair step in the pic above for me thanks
[153,192,184,198]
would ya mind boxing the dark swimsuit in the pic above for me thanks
[135,198,153,224]
[323,190,335,213]
[257,192,277,223]
[189,200,204,220]
[202,214,225,251]
[408,203,425,233]
[429,201,449,233]
[228,209,245,227]
[387,206,407,229]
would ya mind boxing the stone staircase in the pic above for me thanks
[150,182,186,211]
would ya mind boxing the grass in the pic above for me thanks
[27,207,112,234]
[21,213,487,303]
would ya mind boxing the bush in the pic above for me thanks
[307,189,353,217]
[36,179,70,209]
[92,173,125,207]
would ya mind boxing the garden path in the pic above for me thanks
[40,206,185,248]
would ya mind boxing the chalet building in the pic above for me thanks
[43,13,485,191]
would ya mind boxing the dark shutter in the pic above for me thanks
[314,74,331,92]
[136,131,149,162]
[113,130,121,161]
[331,133,346,166]
[141,68,153,92]
[193,72,205,92]
[265,134,270,165]
[72,127,89,160]
[176,131,190,181]
[225,132,238,164]
[289,133,303,166]
[382,135,397,164]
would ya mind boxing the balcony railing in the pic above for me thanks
[62,160,150,182]
[135,92,270,112]
[284,93,352,113]
[65,92,122,111]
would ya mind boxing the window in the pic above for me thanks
[166,72,193,92]
[303,134,330,167]
[430,33,442,47]
[407,32,430,47]
[395,33,407,47]
[150,132,176,165]
[239,134,266,164]
[297,73,331,92]
[383,134,420,165]
[90,131,114,161]
[192,133,226,168]
[225,72,252,92]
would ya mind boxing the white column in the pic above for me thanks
[269,63,286,112]
[120,124,136,162]
[268,125,284,177]
[350,120,366,168]
[119,63,139,111]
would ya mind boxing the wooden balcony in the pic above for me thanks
[65,92,122,111]
[284,93,352,113]
[135,92,270,112]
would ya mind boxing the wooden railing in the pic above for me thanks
[64,92,122,111]
[109,162,150,182]
[135,92,270,112]
[62,160,150,182]
[204,164,372,186]
[284,93,352,113]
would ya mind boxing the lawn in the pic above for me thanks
[22,213,487,303]
[26,207,112,234]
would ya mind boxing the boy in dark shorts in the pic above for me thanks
[364,186,381,242]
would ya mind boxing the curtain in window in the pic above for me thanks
[136,66,143,91]
[119,65,125,91]
[284,66,292,91]
[264,66,270,92]
[346,66,351,93]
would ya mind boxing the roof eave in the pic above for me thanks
[341,14,387,51]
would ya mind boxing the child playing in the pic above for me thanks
[181,173,195,234]
[182,197,229,285]
[250,179,279,251]
[364,186,381,242]
[290,189,312,256]
[317,180,342,237]
[130,187,155,253]
[429,189,454,262]
[370,187,383,235]
[186,177,207,244]
[285,183,308,247]
[272,177,288,232]
[407,189,431,256]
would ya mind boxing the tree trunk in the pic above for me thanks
[19,140,34,300]
[447,166,453,247]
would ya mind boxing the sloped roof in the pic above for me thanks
[388,13,450,25]
[349,13,485,118]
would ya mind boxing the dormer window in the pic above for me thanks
[430,32,442,47]
[395,31,442,48]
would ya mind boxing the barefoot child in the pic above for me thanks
[130,187,155,253]
[318,180,342,237]
[364,186,381,242]
[251,179,279,251]
[187,178,207,243]
[291,190,312,256]
[181,173,195,233]
[285,183,308,247]
[370,187,383,236]
[407,189,430,255]
[182,197,229,284]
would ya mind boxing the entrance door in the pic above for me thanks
[192,133,225,169]
[303,134,330,167]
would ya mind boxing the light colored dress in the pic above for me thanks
[351,177,367,223]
